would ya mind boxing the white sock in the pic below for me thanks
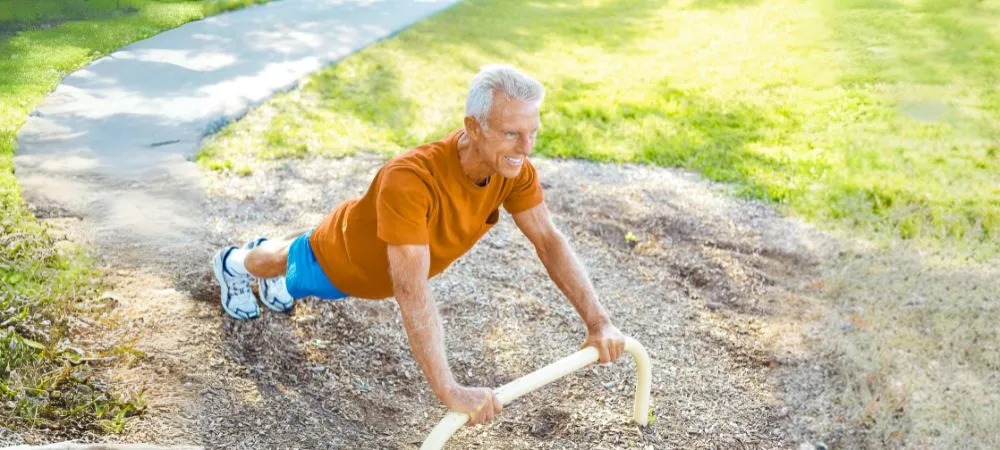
[225,248,251,277]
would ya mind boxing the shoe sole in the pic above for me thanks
[212,248,259,320]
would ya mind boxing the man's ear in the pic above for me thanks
[464,115,483,141]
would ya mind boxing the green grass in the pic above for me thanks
[200,0,999,260]
[1,0,269,435]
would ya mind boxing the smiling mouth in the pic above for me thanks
[504,156,524,166]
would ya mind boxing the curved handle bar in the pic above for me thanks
[420,336,651,449]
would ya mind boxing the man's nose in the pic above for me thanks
[520,135,534,154]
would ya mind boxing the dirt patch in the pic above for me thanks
[9,155,854,449]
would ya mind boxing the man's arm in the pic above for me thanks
[511,203,626,364]
[387,244,502,425]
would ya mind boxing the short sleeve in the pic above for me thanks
[503,160,545,214]
[376,168,432,245]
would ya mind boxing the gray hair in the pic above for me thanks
[465,64,545,129]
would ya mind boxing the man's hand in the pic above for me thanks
[583,322,626,364]
[444,385,503,426]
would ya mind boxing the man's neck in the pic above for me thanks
[456,131,494,185]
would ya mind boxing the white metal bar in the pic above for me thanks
[420,336,652,449]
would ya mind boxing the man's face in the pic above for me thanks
[473,94,541,179]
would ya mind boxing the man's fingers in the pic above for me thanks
[477,398,488,425]
[466,400,483,426]
[465,391,503,426]
[598,342,611,364]
[485,392,501,423]
[612,339,624,362]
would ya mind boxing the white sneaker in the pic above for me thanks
[212,246,260,320]
[244,237,295,313]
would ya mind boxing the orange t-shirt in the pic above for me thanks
[309,129,544,299]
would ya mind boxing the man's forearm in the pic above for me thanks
[396,286,457,402]
[537,231,611,331]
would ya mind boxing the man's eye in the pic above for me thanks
[505,132,517,139]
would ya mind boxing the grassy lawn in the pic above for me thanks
[198,0,1000,446]
[0,0,268,435]
[201,0,999,261]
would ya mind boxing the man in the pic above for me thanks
[211,65,626,425]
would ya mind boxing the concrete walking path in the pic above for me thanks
[14,0,458,248]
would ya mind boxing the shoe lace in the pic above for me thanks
[228,275,253,297]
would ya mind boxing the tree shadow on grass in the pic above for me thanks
[537,78,804,203]
[817,0,1000,245]
[0,0,137,43]
[395,0,674,72]
[688,0,763,10]
[821,0,1000,88]
[307,52,421,152]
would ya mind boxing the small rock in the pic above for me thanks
[312,365,326,374]
[815,442,829,450]
[602,382,614,390]
[706,302,727,310]
[98,292,120,301]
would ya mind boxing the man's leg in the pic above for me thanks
[272,229,351,303]
[234,227,308,278]
[213,232,304,320]
[244,237,294,279]
[243,233,303,313]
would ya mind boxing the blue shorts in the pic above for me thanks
[286,230,348,301]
